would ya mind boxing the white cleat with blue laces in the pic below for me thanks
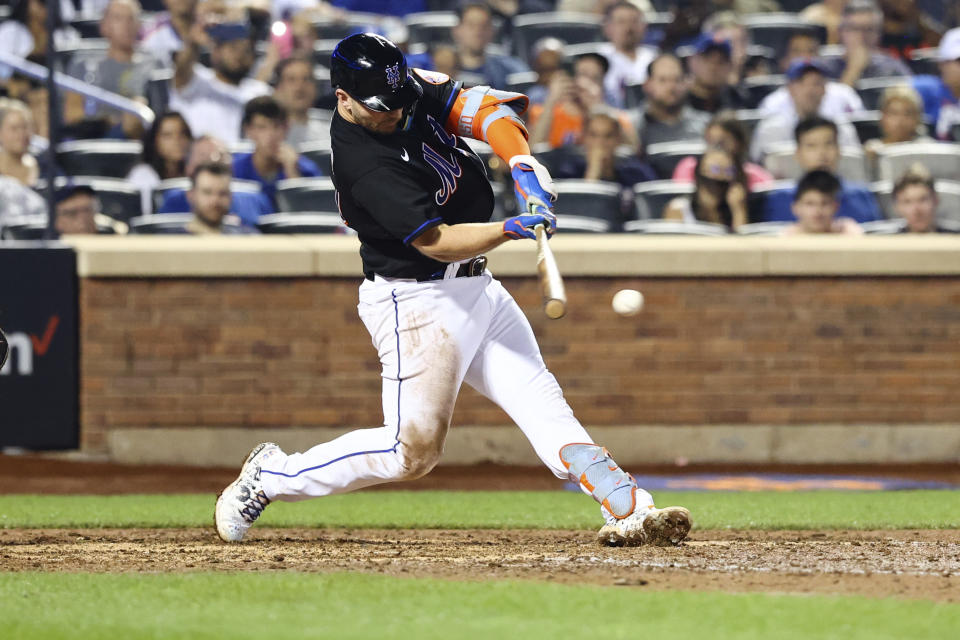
[215,442,281,542]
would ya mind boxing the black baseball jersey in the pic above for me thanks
[331,68,495,280]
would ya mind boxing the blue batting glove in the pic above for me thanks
[510,154,557,216]
[502,210,557,240]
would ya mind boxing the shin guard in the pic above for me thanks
[559,443,637,519]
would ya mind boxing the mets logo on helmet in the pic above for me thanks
[385,63,401,89]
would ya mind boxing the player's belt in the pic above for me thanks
[419,256,487,282]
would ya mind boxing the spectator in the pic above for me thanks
[891,164,950,232]
[127,111,193,215]
[824,0,912,87]
[801,0,849,45]
[762,116,882,223]
[711,0,781,15]
[156,135,272,226]
[0,175,46,234]
[53,185,100,236]
[635,54,710,147]
[598,1,657,108]
[779,31,822,73]
[0,99,39,187]
[864,84,932,172]
[232,96,321,207]
[272,56,325,147]
[879,0,944,60]
[169,20,271,144]
[254,13,319,85]
[325,0,426,17]
[551,110,657,189]
[751,59,861,164]
[686,35,749,114]
[912,27,960,140]
[660,0,715,51]
[663,146,748,230]
[557,0,654,14]
[782,169,864,235]
[764,44,865,118]
[525,38,567,106]
[673,111,774,189]
[528,65,637,150]
[451,3,528,89]
[141,0,199,67]
[0,0,80,74]
[573,52,619,107]
[702,11,750,85]
[186,162,258,234]
[64,0,155,141]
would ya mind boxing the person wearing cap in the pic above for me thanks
[686,34,749,114]
[598,1,657,109]
[169,19,270,144]
[64,0,155,141]
[823,0,911,88]
[54,184,99,235]
[911,27,960,140]
[750,58,861,164]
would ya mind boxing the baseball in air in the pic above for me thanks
[612,289,644,316]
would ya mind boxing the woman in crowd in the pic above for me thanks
[673,111,774,190]
[127,112,193,215]
[664,145,749,230]
[0,99,39,187]
[0,0,80,70]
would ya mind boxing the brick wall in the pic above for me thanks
[79,276,960,452]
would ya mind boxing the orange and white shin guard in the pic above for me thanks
[559,443,650,520]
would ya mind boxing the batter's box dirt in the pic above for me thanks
[1,528,957,602]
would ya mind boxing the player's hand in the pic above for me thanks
[509,154,557,217]
[502,209,557,240]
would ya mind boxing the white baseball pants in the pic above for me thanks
[259,269,594,501]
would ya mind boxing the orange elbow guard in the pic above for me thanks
[446,85,530,143]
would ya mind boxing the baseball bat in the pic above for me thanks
[535,224,566,319]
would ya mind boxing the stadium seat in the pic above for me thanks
[1,217,118,239]
[622,219,729,235]
[623,81,646,109]
[736,221,792,236]
[742,74,786,110]
[55,39,108,67]
[512,13,604,63]
[554,215,611,233]
[908,48,939,76]
[861,219,906,234]
[848,111,882,144]
[747,180,795,223]
[532,144,582,177]
[404,12,458,47]
[145,68,173,116]
[275,177,338,212]
[128,214,246,234]
[311,13,383,40]
[633,181,694,220]
[312,39,342,66]
[56,140,142,178]
[743,15,826,53]
[735,109,764,139]
[876,143,960,183]
[646,141,706,180]
[298,143,332,175]
[553,180,624,229]
[504,71,539,95]
[763,143,868,182]
[856,77,914,111]
[70,18,102,39]
[256,213,349,234]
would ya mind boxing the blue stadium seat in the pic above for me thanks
[256,213,350,234]
[646,141,706,180]
[622,219,729,235]
[511,13,604,63]
[553,180,625,229]
[56,140,142,178]
[633,181,694,220]
[275,177,338,213]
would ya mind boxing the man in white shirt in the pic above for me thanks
[141,0,198,67]
[598,1,657,108]
[750,59,861,164]
[168,21,270,144]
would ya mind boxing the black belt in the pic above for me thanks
[366,256,488,282]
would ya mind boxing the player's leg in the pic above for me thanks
[216,278,491,541]
[462,277,690,547]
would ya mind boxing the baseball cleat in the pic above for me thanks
[598,505,692,547]
[214,442,281,542]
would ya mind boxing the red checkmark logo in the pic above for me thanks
[30,315,60,356]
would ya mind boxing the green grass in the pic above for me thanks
[1,490,958,530]
[2,572,958,640]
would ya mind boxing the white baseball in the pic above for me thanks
[612,289,644,316]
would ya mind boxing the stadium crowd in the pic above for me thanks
[0,0,958,237]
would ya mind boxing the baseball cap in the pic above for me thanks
[938,27,960,62]
[693,33,732,59]
[206,21,251,44]
[785,58,830,81]
[54,183,96,205]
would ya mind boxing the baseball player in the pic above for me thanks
[215,33,691,547]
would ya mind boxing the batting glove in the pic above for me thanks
[502,210,557,240]
[510,154,557,216]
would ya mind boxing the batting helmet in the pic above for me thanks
[330,33,423,112]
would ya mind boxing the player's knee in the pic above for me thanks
[395,419,447,480]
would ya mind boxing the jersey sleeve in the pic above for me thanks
[410,68,463,127]
[351,166,443,245]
